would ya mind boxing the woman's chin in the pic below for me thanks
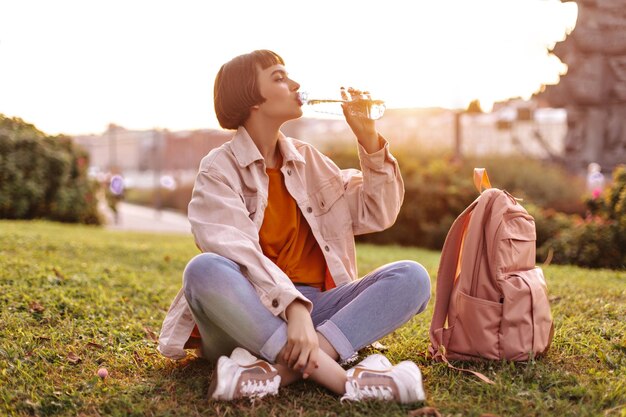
[287,109,304,121]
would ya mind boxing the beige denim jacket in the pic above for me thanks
[157,126,404,359]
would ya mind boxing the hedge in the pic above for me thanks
[0,114,101,224]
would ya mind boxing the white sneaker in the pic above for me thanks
[229,347,261,365]
[208,347,281,401]
[341,355,425,404]
[352,354,393,371]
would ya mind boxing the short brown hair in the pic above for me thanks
[213,50,285,130]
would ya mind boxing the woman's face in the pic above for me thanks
[254,64,303,123]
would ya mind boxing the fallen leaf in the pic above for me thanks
[24,399,39,408]
[164,255,171,263]
[29,301,45,313]
[86,342,104,350]
[37,336,51,341]
[370,341,388,352]
[53,267,66,279]
[143,326,158,343]
[409,406,442,417]
[67,352,81,364]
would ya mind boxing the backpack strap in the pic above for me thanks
[428,200,497,386]
[439,349,496,385]
[429,169,494,349]
[428,199,476,358]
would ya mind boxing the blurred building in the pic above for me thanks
[73,125,232,188]
[285,100,566,159]
[73,101,566,188]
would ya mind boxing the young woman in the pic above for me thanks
[158,50,431,403]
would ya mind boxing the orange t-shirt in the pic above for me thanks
[260,167,334,290]
[185,166,336,347]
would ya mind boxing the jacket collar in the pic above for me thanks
[231,126,305,168]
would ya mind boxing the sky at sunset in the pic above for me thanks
[0,0,578,136]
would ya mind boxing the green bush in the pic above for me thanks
[525,203,576,250]
[539,216,622,269]
[539,165,626,269]
[321,142,586,250]
[463,155,586,215]
[0,114,101,224]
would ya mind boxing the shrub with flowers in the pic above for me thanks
[538,165,626,269]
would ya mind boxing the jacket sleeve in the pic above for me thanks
[187,167,312,320]
[341,135,405,235]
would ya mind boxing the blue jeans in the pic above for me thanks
[183,253,431,363]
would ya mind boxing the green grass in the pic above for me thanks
[1,220,625,417]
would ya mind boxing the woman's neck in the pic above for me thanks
[243,119,282,169]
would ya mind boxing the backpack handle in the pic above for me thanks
[473,168,492,193]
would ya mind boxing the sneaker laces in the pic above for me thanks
[239,376,280,399]
[341,379,395,402]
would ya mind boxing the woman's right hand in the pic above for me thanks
[281,300,319,379]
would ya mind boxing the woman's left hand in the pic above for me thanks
[282,300,319,379]
[341,87,381,153]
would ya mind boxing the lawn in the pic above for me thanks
[0,220,625,417]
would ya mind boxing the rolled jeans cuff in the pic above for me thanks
[259,324,288,363]
[317,319,355,363]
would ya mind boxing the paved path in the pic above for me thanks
[102,201,191,235]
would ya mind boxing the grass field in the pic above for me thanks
[0,220,625,417]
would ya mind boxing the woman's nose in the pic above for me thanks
[289,79,300,91]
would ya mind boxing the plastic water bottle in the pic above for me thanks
[298,87,386,120]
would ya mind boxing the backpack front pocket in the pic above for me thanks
[497,213,537,274]
[500,267,552,360]
[449,290,502,360]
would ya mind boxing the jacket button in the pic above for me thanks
[272,299,279,308]
[307,207,312,213]
[324,245,330,252]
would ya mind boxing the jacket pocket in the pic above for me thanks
[449,290,502,360]
[311,176,343,215]
[310,177,351,239]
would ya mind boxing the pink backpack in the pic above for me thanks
[428,169,553,379]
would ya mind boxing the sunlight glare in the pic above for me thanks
[0,0,579,134]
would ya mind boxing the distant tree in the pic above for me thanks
[466,99,483,114]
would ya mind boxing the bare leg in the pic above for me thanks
[274,332,346,395]
[318,333,339,361]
